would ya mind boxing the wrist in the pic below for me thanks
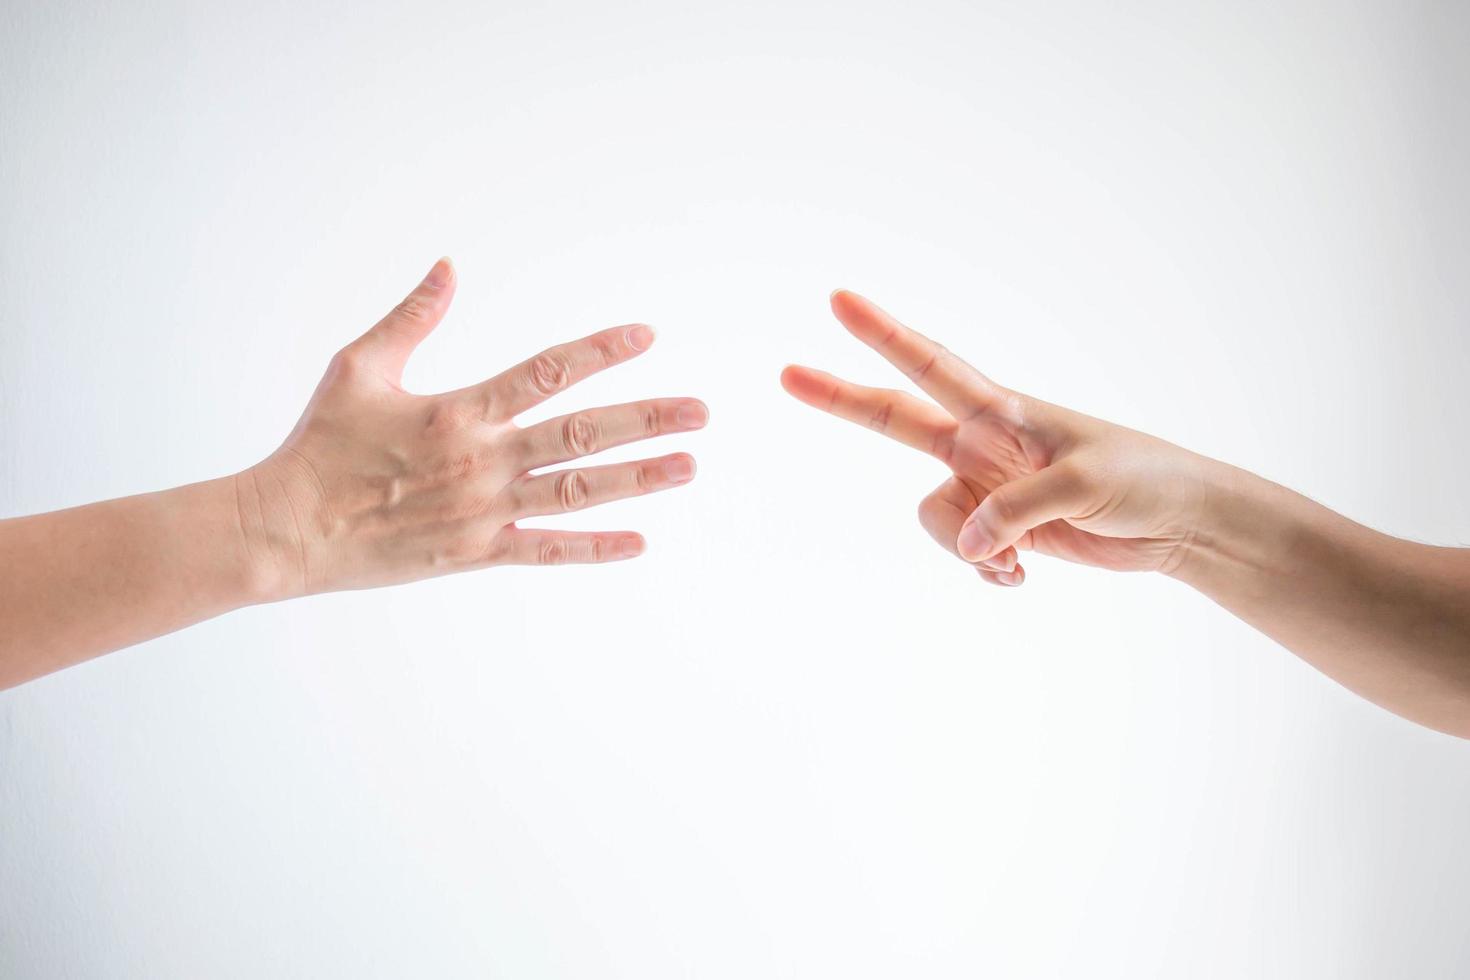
[224,466,311,605]
[132,475,296,615]
[1164,458,1305,591]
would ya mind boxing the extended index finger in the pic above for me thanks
[780,364,957,459]
[829,290,1001,417]
[465,323,656,421]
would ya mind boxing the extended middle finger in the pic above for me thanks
[513,398,708,470]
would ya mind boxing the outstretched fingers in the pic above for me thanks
[499,530,647,566]
[780,364,957,459]
[828,290,1004,418]
[465,323,657,421]
[508,453,696,520]
[514,398,708,470]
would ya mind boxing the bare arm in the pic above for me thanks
[782,290,1470,738]
[0,259,707,690]
[1169,461,1470,736]
[0,477,266,688]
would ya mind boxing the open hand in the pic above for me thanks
[781,291,1208,586]
[240,259,707,599]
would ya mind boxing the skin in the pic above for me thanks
[0,259,706,689]
[782,290,1470,739]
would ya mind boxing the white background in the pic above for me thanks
[3,1,1469,976]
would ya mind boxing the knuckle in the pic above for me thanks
[475,387,499,422]
[424,401,472,436]
[590,537,607,562]
[641,405,662,436]
[444,450,480,481]
[1003,390,1053,436]
[529,354,571,396]
[867,399,894,432]
[1055,456,1095,491]
[561,414,599,457]
[988,489,1018,526]
[392,295,431,324]
[909,351,939,381]
[455,531,492,562]
[556,470,590,511]
[538,539,570,565]
[328,346,366,380]
[929,428,957,463]
[481,534,514,566]
[917,493,942,524]
[593,333,621,365]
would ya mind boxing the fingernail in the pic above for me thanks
[998,568,1024,587]
[664,456,696,484]
[981,552,1016,574]
[957,522,990,561]
[676,402,708,429]
[627,324,655,351]
[620,537,644,558]
[425,256,453,288]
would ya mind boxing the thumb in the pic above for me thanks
[352,257,456,380]
[956,463,1092,563]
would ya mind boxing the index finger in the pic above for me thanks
[829,290,1001,417]
[465,323,656,421]
[780,364,957,460]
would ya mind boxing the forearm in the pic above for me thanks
[0,475,274,689]
[1169,460,1470,737]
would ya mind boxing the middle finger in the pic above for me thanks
[513,398,708,470]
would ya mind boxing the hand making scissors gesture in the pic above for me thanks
[782,290,1204,586]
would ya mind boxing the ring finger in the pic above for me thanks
[918,476,1023,583]
[508,453,697,519]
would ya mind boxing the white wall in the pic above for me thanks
[3,1,1469,976]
